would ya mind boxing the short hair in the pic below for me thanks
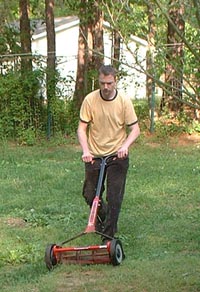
[98,64,117,78]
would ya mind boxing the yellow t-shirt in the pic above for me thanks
[80,89,138,156]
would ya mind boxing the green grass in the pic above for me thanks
[0,137,200,292]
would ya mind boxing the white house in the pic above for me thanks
[32,16,147,99]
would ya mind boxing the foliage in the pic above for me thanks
[134,99,149,121]
[102,0,200,115]
[153,113,200,138]
[64,99,79,136]
[48,97,79,139]
[0,25,21,57]
[0,0,200,140]
[0,70,44,143]
[103,0,148,40]
[133,98,200,136]
[0,61,80,142]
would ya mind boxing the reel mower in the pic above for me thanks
[45,155,125,270]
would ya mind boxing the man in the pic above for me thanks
[77,64,140,243]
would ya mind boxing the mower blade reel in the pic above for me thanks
[53,243,111,265]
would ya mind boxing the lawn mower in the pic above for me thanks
[44,155,125,270]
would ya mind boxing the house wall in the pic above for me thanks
[103,30,147,99]
[32,18,147,99]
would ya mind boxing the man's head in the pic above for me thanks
[98,65,117,78]
[98,65,117,100]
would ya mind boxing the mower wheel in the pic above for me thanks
[45,244,57,270]
[109,239,124,266]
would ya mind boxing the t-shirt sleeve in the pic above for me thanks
[80,98,91,123]
[124,97,138,126]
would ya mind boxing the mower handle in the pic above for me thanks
[92,153,117,162]
[94,154,117,197]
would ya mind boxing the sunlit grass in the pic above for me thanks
[0,138,199,291]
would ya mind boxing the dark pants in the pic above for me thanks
[82,156,129,238]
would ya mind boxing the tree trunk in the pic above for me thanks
[192,0,200,119]
[19,0,32,72]
[112,30,121,70]
[74,0,88,109]
[146,2,156,106]
[91,2,104,88]
[146,1,156,132]
[19,0,35,114]
[74,0,104,108]
[161,0,185,115]
[45,0,56,138]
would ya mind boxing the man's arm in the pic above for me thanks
[77,120,93,162]
[117,122,140,158]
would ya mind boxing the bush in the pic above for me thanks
[0,70,44,141]
[134,99,149,121]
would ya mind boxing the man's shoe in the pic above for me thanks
[95,215,105,232]
[101,238,110,245]
[95,221,103,232]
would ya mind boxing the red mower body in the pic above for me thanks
[44,156,125,269]
[52,242,111,265]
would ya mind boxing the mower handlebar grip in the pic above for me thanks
[92,154,118,162]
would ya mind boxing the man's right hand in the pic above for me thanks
[82,152,94,163]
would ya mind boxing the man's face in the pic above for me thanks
[99,74,116,100]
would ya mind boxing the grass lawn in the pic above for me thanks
[0,135,200,292]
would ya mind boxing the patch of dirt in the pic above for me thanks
[144,132,200,148]
[172,133,200,146]
[56,271,101,292]
[4,217,26,228]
